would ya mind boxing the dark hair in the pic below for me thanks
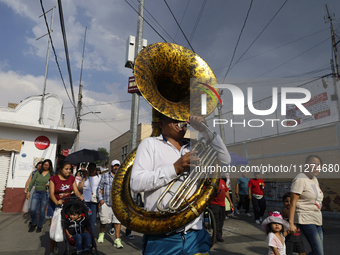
[75,170,83,177]
[60,161,72,169]
[266,222,284,235]
[41,159,54,176]
[69,203,83,215]
[35,161,43,168]
[282,192,290,202]
[81,163,87,168]
[88,162,96,168]
[305,155,323,166]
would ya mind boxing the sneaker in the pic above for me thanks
[225,216,229,219]
[114,238,123,249]
[255,219,261,224]
[98,233,105,243]
[259,217,263,222]
[36,226,42,233]
[235,209,240,215]
[108,228,115,236]
[126,233,135,240]
[28,224,37,232]
[246,213,251,217]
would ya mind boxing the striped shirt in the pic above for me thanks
[96,172,114,206]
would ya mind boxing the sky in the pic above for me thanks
[0,0,339,152]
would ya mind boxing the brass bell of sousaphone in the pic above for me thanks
[111,42,220,234]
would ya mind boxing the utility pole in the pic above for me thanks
[128,0,144,153]
[75,27,87,152]
[325,4,340,77]
[38,6,55,124]
[75,84,82,151]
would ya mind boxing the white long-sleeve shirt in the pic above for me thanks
[130,131,231,232]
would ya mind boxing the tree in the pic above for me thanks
[95,147,109,167]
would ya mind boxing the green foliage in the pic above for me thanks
[95,147,109,166]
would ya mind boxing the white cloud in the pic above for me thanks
[0,69,133,150]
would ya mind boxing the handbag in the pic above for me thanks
[89,177,98,203]
[49,207,63,242]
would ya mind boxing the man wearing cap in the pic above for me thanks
[97,160,134,248]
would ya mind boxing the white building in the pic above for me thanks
[0,94,77,212]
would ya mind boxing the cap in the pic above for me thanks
[111,160,120,166]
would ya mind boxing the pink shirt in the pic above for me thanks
[267,232,286,255]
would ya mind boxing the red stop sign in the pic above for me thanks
[34,136,50,150]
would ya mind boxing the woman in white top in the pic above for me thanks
[78,162,101,232]
[289,155,324,255]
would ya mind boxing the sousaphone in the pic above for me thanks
[111,42,220,234]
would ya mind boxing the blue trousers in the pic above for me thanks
[298,224,324,255]
[30,190,49,227]
[72,233,92,252]
[86,202,98,233]
[143,228,210,255]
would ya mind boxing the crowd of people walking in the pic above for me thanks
[23,153,324,255]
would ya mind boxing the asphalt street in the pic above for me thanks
[0,210,339,255]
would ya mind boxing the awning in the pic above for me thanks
[0,138,22,152]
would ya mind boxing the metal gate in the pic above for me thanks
[0,151,11,209]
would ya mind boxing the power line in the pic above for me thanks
[82,103,122,134]
[254,37,330,78]
[57,0,76,111]
[189,0,207,43]
[82,113,151,123]
[136,0,176,43]
[124,0,167,42]
[164,0,195,52]
[222,0,254,81]
[214,28,328,72]
[39,0,76,110]
[223,0,289,78]
[64,99,133,109]
[174,0,191,41]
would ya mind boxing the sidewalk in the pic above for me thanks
[0,211,339,254]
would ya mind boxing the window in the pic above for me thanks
[122,145,128,161]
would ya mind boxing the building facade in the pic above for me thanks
[0,94,77,212]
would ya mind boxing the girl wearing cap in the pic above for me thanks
[262,211,289,255]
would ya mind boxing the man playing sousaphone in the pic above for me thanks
[131,114,231,255]
[126,42,231,255]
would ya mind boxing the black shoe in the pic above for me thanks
[28,221,32,228]
[36,226,42,233]
[28,224,37,232]
[216,237,224,242]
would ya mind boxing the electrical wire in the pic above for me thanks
[39,0,76,110]
[189,0,207,43]
[224,0,289,78]
[124,0,167,42]
[222,0,254,81]
[254,37,330,78]
[135,0,176,43]
[64,99,133,109]
[174,0,191,41]
[164,0,195,53]
[57,0,76,109]
[82,103,122,134]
